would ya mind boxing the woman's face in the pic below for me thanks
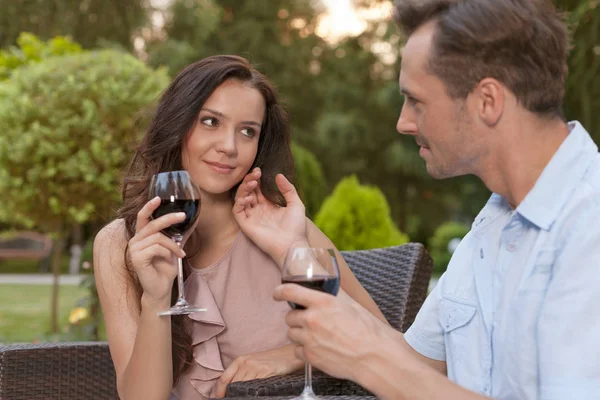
[182,79,265,198]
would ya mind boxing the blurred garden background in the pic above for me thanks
[0,0,598,344]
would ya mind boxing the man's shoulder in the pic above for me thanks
[581,153,600,192]
[553,156,600,245]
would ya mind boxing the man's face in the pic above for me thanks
[396,22,482,179]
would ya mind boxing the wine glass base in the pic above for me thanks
[290,387,320,400]
[157,300,206,316]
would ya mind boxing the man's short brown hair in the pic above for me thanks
[394,0,570,118]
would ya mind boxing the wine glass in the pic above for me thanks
[282,246,341,399]
[149,170,206,316]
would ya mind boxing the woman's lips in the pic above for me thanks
[204,161,235,174]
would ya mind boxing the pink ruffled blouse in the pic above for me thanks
[171,231,291,399]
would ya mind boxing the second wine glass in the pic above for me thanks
[150,170,206,316]
[282,246,341,400]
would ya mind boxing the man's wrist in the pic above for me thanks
[353,329,406,398]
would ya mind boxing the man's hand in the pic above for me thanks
[213,344,304,398]
[273,283,395,383]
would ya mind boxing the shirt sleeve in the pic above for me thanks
[537,202,600,400]
[404,273,446,361]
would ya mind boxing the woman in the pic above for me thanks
[93,55,387,400]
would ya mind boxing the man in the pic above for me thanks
[248,0,600,398]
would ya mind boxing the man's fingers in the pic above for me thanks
[273,283,330,310]
[294,344,307,362]
[287,325,310,344]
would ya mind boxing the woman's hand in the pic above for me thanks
[233,168,309,267]
[127,196,188,304]
[213,344,303,398]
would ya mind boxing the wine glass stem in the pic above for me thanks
[304,362,314,394]
[173,236,185,302]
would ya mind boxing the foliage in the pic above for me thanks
[0,49,169,232]
[291,142,327,218]
[315,175,409,251]
[65,274,102,341]
[0,33,82,80]
[558,0,600,142]
[429,221,470,274]
[0,0,149,49]
[0,0,597,257]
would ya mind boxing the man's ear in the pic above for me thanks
[474,78,505,127]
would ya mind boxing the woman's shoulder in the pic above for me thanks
[93,219,129,273]
[95,219,128,248]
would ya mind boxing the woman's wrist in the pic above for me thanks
[140,293,172,315]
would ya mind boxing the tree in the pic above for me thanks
[315,175,409,250]
[0,49,169,332]
[146,0,328,133]
[0,0,149,49]
[291,142,327,218]
[558,0,600,142]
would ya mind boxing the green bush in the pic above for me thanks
[315,175,409,250]
[429,221,470,274]
[292,142,327,218]
[0,32,82,81]
[0,49,170,231]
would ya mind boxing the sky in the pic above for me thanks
[317,0,369,41]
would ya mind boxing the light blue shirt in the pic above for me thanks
[405,121,600,400]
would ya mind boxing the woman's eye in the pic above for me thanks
[201,117,217,127]
[241,128,256,138]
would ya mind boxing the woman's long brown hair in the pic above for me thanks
[117,55,295,385]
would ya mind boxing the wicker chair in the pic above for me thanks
[224,242,433,397]
[0,341,118,400]
[0,243,432,400]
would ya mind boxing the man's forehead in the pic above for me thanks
[402,23,435,68]
[399,22,436,87]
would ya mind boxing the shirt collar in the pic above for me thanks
[471,193,512,233]
[516,121,598,230]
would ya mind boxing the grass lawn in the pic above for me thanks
[0,284,106,343]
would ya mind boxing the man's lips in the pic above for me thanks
[415,139,429,149]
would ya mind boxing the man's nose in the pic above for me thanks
[396,102,417,136]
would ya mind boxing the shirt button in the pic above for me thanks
[507,243,517,252]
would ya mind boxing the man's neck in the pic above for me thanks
[476,116,570,208]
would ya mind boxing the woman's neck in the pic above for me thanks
[191,192,239,249]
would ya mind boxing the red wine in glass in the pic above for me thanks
[281,275,340,310]
[152,199,200,238]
